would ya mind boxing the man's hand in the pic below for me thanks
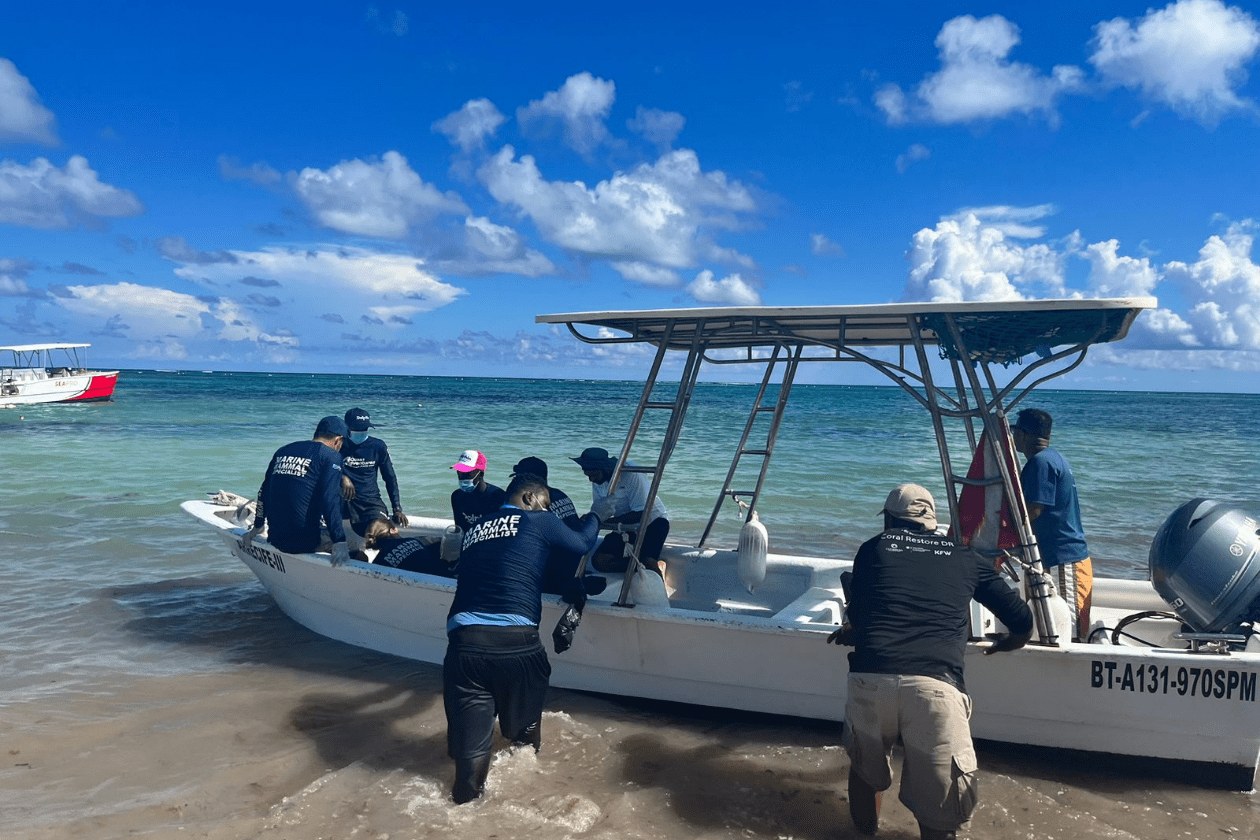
[242,525,262,549]
[392,509,409,527]
[827,623,855,646]
[341,476,356,501]
[983,630,1032,655]
[590,498,616,522]
[330,542,351,567]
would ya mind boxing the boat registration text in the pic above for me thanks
[1091,660,1256,701]
[239,541,286,573]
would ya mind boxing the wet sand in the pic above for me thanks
[6,613,1259,840]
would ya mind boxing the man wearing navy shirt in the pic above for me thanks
[245,415,350,565]
[510,456,585,594]
[443,473,601,804]
[340,407,408,541]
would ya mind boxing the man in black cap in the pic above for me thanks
[832,483,1032,840]
[244,415,351,565]
[511,456,587,593]
[340,407,409,546]
[571,446,670,576]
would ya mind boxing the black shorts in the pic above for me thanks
[592,517,670,570]
[443,625,551,761]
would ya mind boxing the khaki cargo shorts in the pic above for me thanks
[843,673,979,832]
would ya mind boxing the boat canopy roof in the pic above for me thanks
[1,343,91,353]
[538,297,1156,365]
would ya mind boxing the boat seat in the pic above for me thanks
[773,586,845,625]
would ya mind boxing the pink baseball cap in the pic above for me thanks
[451,449,487,472]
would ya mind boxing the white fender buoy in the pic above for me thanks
[440,525,462,566]
[737,510,769,593]
[630,566,671,607]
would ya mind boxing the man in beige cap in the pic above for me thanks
[829,483,1033,840]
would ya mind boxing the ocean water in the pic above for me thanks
[2,371,1259,840]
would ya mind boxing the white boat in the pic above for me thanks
[182,296,1260,789]
[0,343,119,405]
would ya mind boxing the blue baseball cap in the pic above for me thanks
[315,415,349,438]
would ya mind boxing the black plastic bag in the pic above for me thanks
[552,604,583,653]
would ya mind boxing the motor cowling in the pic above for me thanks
[1149,499,1260,633]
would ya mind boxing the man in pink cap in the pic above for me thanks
[450,449,507,537]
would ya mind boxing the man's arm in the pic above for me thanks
[975,559,1034,654]
[543,510,602,556]
[319,455,347,544]
[379,445,404,512]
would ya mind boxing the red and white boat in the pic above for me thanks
[0,343,118,405]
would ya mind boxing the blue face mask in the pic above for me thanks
[458,478,477,492]
[349,431,369,444]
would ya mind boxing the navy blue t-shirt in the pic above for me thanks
[451,483,507,530]
[340,436,403,523]
[448,506,600,626]
[254,439,346,554]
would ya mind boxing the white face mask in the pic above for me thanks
[349,431,368,444]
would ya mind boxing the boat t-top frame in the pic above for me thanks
[538,297,1156,643]
[0,343,93,374]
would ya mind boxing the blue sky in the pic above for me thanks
[2,1,1260,391]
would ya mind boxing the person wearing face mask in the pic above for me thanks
[340,407,409,548]
[450,449,507,532]
[243,415,350,566]
[443,473,601,803]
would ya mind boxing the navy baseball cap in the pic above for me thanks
[315,415,349,438]
[345,407,378,431]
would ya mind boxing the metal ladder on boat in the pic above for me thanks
[606,320,709,606]
[698,342,803,547]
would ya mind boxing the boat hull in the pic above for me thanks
[183,498,1260,788]
[0,370,118,404]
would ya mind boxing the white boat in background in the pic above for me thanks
[0,343,118,405]
[184,296,1260,789]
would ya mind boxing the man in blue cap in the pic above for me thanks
[244,415,350,565]
[340,407,409,545]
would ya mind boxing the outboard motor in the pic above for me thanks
[1149,498,1260,633]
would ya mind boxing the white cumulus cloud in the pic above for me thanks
[612,261,683,287]
[902,208,1260,367]
[434,216,557,277]
[0,156,143,229]
[172,245,466,314]
[517,72,616,156]
[1162,223,1260,348]
[811,233,845,257]
[905,207,1068,301]
[479,145,755,269]
[433,99,507,153]
[0,58,57,145]
[292,151,468,238]
[687,270,761,305]
[877,15,1084,125]
[1090,0,1260,125]
[627,106,686,151]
